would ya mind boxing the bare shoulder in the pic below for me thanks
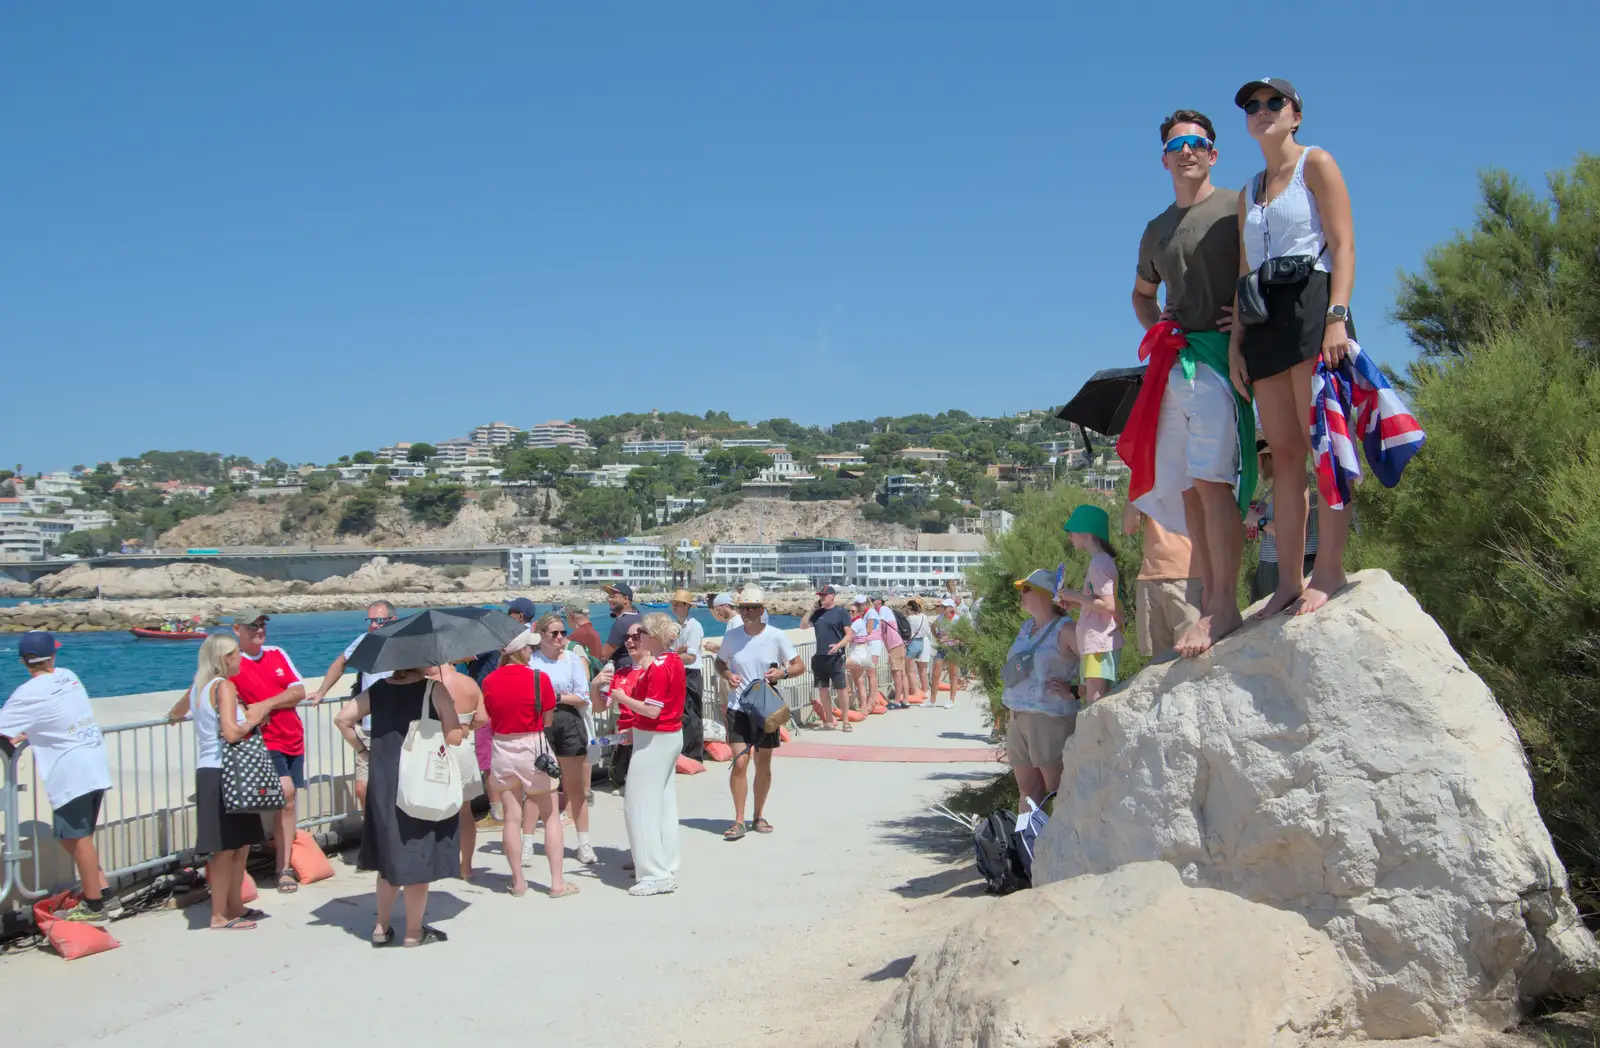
[1304,147,1345,182]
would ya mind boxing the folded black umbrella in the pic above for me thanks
[346,607,527,675]
[1056,366,1146,437]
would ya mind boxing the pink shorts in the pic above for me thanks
[489,733,557,796]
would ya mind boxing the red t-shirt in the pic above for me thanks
[632,653,685,734]
[610,666,643,732]
[481,664,558,735]
[232,646,305,756]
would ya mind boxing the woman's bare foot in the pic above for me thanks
[1175,607,1244,658]
[1293,572,1347,616]
[1255,585,1303,620]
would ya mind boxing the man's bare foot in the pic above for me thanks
[1175,607,1243,658]
[1293,572,1347,616]
[1255,585,1303,620]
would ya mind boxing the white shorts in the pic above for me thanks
[1133,361,1239,536]
[868,639,884,659]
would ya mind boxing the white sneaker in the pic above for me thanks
[521,837,535,868]
[628,877,677,897]
[578,844,597,865]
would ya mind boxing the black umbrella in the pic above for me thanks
[1056,365,1146,438]
[346,607,527,675]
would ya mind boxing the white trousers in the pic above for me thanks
[624,728,683,882]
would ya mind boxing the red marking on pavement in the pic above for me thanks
[776,743,1001,763]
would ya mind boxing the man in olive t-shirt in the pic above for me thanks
[1129,108,1247,659]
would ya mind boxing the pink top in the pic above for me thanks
[878,611,903,649]
[1076,553,1123,656]
[865,608,883,643]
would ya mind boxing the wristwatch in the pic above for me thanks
[1326,304,1351,325]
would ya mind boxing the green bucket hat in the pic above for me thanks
[1062,504,1110,544]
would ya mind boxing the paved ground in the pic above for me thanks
[1,692,1001,1048]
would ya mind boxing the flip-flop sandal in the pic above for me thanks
[213,917,256,930]
[548,883,581,899]
[403,925,448,948]
[753,819,775,834]
[276,870,299,894]
[241,907,268,921]
[842,723,854,732]
[371,927,395,948]
[723,822,748,841]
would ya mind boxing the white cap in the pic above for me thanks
[940,597,957,607]
[853,594,869,604]
[712,593,734,608]
[503,628,538,655]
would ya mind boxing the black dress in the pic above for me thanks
[357,679,461,886]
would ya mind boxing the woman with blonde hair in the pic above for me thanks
[611,613,686,896]
[531,611,598,865]
[167,633,269,930]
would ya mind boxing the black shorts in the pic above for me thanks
[269,750,306,789]
[196,767,267,855]
[1241,270,1357,383]
[811,652,846,690]
[52,789,105,840]
[543,705,589,758]
[727,709,781,751]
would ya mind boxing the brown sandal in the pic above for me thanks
[548,883,581,899]
[723,821,748,841]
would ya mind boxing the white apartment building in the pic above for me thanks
[0,519,49,561]
[525,420,592,450]
[702,543,780,583]
[815,452,866,470]
[621,439,690,457]
[776,540,855,586]
[568,463,641,489]
[850,548,983,593]
[900,447,950,465]
[882,473,950,499]
[718,438,772,449]
[435,438,495,467]
[436,465,503,486]
[34,471,84,497]
[66,508,114,531]
[377,442,413,464]
[0,498,22,518]
[654,497,706,525]
[470,422,521,449]
[23,494,72,515]
[506,543,669,589]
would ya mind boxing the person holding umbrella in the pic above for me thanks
[335,607,522,946]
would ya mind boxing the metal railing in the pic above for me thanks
[2,697,363,908]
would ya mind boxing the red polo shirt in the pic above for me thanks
[482,664,558,734]
[610,666,643,732]
[633,653,685,734]
[232,646,305,756]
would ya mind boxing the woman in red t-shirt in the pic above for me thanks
[611,614,686,897]
[481,632,575,898]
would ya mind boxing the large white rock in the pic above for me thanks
[1033,570,1599,1038]
[859,861,1353,1048]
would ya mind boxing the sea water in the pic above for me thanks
[0,604,797,703]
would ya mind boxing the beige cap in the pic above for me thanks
[502,628,538,655]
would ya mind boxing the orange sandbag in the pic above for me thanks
[936,681,954,691]
[675,755,706,775]
[704,741,734,762]
[290,830,335,884]
[904,692,927,704]
[869,703,886,715]
[779,725,792,742]
[205,861,258,904]
[846,709,867,722]
[871,691,885,705]
[33,890,119,960]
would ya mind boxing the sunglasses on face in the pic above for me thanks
[239,622,266,633]
[367,616,396,626]
[1243,96,1288,116]
[1163,134,1214,155]
[625,630,647,641]
[544,628,567,638]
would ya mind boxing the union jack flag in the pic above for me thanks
[1310,342,1426,511]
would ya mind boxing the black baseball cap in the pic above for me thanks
[507,597,538,618]
[1235,78,1302,110]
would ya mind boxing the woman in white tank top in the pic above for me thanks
[1227,77,1357,620]
[166,633,268,930]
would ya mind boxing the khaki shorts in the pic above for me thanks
[1136,578,1203,657]
[886,645,906,672]
[354,725,370,783]
[1006,709,1075,770]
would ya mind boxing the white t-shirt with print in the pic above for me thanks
[0,668,113,808]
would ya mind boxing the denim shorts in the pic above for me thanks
[270,750,306,789]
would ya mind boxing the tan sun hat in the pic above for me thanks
[735,584,766,607]
[670,588,695,606]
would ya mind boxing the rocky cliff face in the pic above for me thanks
[157,490,559,548]
[657,498,917,547]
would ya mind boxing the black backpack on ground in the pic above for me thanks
[974,809,1030,895]
[892,607,913,642]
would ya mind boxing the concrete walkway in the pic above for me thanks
[2,692,1002,1048]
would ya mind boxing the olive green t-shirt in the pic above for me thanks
[1136,187,1243,333]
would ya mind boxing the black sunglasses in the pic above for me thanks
[544,628,567,637]
[1243,96,1289,116]
[367,616,396,626]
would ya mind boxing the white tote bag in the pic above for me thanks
[396,680,463,822]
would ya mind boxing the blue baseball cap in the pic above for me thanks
[18,631,59,663]
[507,597,538,618]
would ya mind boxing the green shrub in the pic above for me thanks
[336,490,382,535]
[400,479,466,526]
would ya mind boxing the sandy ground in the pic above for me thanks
[0,694,999,1048]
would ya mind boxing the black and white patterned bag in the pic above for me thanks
[222,730,287,814]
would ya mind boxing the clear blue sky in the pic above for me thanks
[6,2,1596,472]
